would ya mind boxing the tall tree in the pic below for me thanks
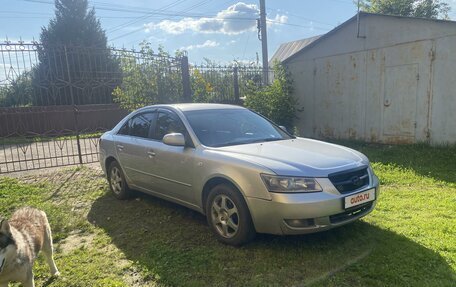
[40,0,107,47]
[358,0,450,19]
[33,0,119,105]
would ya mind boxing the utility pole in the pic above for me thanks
[259,0,269,84]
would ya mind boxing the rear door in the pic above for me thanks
[113,110,158,189]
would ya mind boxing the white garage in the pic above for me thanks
[272,12,456,145]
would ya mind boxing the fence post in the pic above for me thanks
[181,56,192,103]
[64,46,83,165]
[233,66,240,105]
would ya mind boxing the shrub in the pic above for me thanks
[244,62,297,129]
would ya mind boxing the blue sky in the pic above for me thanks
[2,0,456,64]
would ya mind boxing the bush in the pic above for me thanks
[244,62,297,129]
[113,43,183,111]
[0,71,33,107]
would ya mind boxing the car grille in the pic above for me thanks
[328,167,370,194]
[330,202,373,224]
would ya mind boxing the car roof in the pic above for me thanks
[142,103,246,112]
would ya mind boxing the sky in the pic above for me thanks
[2,0,456,64]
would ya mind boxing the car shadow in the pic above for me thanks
[87,190,455,287]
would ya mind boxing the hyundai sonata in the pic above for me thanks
[99,104,379,245]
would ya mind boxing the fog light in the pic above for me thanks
[285,218,315,228]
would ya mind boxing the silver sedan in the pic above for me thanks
[99,104,379,245]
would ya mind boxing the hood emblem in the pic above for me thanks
[350,175,362,186]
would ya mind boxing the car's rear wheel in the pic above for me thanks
[206,184,255,246]
[108,161,130,200]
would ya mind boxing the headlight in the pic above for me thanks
[261,174,323,193]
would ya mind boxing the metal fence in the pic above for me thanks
[0,41,272,173]
[189,65,270,104]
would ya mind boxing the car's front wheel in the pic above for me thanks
[108,161,130,200]
[206,184,255,246]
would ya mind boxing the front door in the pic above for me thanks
[144,109,196,204]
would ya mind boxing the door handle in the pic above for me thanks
[116,144,124,151]
[147,151,156,158]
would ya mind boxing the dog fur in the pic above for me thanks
[0,207,59,287]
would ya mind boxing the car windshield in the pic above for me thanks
[183,109,293,147]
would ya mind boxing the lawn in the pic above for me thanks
[0,143,454,287]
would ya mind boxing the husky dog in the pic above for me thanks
[0,207,59,287]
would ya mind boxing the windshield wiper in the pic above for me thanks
[211,138,283,147]
[249,138,283,143]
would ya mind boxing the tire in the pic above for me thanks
[107,161,130,200]
[206,184,256,246]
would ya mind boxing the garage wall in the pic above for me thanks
[431,35,456,145]
[286,14,456,145]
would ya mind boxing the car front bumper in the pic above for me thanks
[246,174,380,235]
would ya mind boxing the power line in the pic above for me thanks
[109,0,215,42]
[121,0,220,46]
[106,0,189,33]
[108,0,215,35]
[14,0,332,42]
[265,19,331,31]
[272,12,335,28]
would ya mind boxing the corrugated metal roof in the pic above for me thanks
[269,35,321,64]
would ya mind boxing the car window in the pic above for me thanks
[154,111,185,141]
[118,120,130,135]
[184,109,292,147]
[124,112,156,138]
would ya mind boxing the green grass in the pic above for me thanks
[0,143,455,286]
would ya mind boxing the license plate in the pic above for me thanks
[344,188,376,209]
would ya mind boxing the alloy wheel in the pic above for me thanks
[211,194,239,238]
[110,166,123,195]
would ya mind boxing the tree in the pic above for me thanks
[191,69,215,103]
[33,0,119,105]
[244,62,297,129]
[113,42,183,111]
[0,71,33,107]
[358,0,450,19]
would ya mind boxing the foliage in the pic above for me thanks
[113,42,183,111]
[32,0,120,105]
[0,71,33,107]
[244,61,297,129]
[191,69,215,103]
[191,59,263,104]
[358,0,450,19]
[113,43,266,110]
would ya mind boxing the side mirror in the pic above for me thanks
[163,133,186,146]
[279,126,288,132]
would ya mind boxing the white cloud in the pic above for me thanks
[145,2,287,35]
[272,14,288,24]
[267,14,288,29]
[182,40,220,50]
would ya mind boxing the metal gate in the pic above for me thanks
[0,42,181,173]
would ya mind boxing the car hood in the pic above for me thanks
[211,138,368,177]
